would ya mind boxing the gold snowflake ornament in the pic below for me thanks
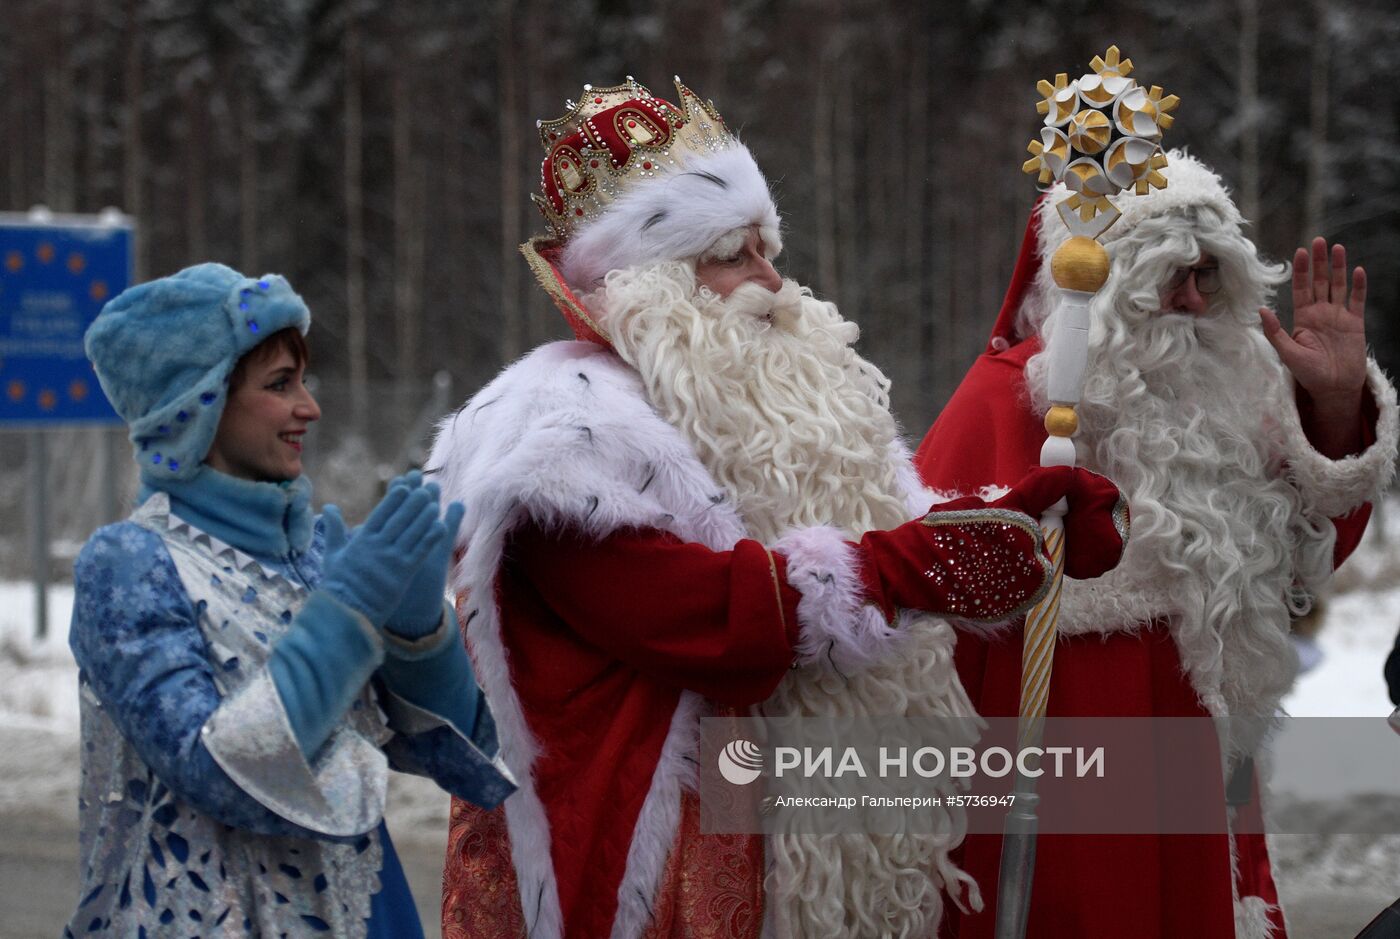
[1023,46,1178,234]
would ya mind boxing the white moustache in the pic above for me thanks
[722,279,805,331]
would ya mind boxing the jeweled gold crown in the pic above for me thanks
[533,76,736,240]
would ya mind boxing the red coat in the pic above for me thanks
[443,525,793,939]
[432,340,1052,939]
[915,337,1373,939]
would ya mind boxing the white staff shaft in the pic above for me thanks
[996,287,1093,939]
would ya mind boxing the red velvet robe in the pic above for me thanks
[433,338,1064,939]
[443,526,798,939]
[915,337,1373,939]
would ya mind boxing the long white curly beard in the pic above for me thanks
[1026,304,1334,725]
[594,261,982,939]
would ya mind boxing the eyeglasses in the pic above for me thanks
[1164,264,1222,295]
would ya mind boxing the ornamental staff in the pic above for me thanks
[997,46,1175,939]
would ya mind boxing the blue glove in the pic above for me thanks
[380,613,481,737]
[268,591,383,759]
[319,473,447,628]
[385,493,466,639]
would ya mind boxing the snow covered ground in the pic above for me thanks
[3,506,1400,932]
[1286,518,1400,718]
[0,578,453,825]
[0,580,453,937]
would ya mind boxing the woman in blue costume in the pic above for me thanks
[66,263,513,937]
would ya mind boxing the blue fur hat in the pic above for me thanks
[85,262,311,481]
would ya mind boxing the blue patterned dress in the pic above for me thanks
[65,473,513,937]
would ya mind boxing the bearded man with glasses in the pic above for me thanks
[916,150,1399,939]
[1162,257,1222,298]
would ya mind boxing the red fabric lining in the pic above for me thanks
[530,241,613,346]
[491,522,800,937]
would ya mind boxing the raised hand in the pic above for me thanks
[384,491,466,640]
[1259,237,1367,415]
[321,503,350,571]
[319,471,446,627]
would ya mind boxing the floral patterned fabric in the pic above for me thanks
[66,494,511,937]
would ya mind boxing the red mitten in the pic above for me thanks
[853,505,1053,625]
[990,466,1129,580]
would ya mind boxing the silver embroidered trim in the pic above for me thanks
[378,685,517,788]
[72,686,385,938]
[69,495,394,938]
[379,684,451,736]
[203,670,389,837]
[1112,496,1131,546]
[130,494,393,837]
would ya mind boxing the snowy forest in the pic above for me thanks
[2,0,1400,566]
[4,6,1400,934]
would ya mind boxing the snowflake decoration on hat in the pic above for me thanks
[1022,46,1178,235]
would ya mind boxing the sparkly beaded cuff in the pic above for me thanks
[917,507,1055,626]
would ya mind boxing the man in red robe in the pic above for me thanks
[430,77,1128,939]
[917,150,1398,939]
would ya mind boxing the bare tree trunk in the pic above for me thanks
[10,51,27,208]
[123,0,145,278]
[647,0,668,84]
[271,139,297,269]
[904,25,929,316]
[393,63,413,377]
[184,83,207,263]
[704,0,730,107]
[239,85,259,273]
[942,210,960,409]
[344,19,368,432]
[393,46,427,379]
[833,68,858,315]
[813,55,839,303]
[1301,0,1330,242]
[44,6,76,213]
[497,0,523,361]
[866,37,894,320]
[405,158,427,368]
[81,5,105,212]
[913,75,942,430]
[1237,0,1260,225]
[446,82,468,360]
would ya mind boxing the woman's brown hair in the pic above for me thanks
[227,327,309,390]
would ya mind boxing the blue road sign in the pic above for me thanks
[0,211,133,425]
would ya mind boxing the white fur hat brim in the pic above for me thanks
[1037,149,1243,255]
[558,143,782,290]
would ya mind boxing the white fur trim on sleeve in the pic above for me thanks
[1234,895,1282,939]
[1283,358,1398,519]
[773,526,901,674]
[558,144,781,290]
